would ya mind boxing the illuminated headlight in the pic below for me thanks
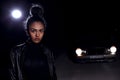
[110,46,117,55]
[75,48,86,56]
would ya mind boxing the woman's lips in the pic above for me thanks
[34,38,40,41]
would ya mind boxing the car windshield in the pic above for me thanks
[72,25,118,48]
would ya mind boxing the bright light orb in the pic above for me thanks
[110,46,117,55]
[11,9,22,19]
[110,46,117,53]
[75,48,82,56]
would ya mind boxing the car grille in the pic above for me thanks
[87,47,105,55]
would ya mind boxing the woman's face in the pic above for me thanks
[29,21,45,44]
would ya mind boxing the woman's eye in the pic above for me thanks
[39,29,44,32]
[31,29,36,32]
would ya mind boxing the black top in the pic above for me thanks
[22,43,51,80]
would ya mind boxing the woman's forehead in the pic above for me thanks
[29,21,45,29]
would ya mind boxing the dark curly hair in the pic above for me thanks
[25,4,47,34]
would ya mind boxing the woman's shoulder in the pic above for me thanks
[11,42,27,51]
[10,43,26,57]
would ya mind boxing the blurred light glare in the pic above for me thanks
[110,46,117,54]
[75,48,82,56]
[111,52,116,55]
[11,9,22,19]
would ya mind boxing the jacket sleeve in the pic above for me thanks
[9,47,18,80]
[50,52,57,80]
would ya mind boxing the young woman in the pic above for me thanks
[10,4,57,80]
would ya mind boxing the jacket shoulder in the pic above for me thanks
[11,43,26,52]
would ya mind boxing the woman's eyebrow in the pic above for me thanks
[30,27,44,30]
[30,28,37,30]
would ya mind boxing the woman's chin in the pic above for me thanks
[32,40,41,44]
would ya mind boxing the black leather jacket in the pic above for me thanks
[9,41,57,80]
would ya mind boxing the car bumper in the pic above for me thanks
[75,54,117,63]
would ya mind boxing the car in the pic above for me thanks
[71,45,118,63]
[67,25,119,63]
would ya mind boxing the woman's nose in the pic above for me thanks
[36,31,40,37]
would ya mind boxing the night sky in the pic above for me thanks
[0,0,120,79]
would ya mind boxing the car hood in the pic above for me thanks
[72,30,117,49]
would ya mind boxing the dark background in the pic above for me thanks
[0,0,120,80]
[66,1,120,49]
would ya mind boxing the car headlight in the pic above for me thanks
[110,46,117,55]
[75,48,86,56]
